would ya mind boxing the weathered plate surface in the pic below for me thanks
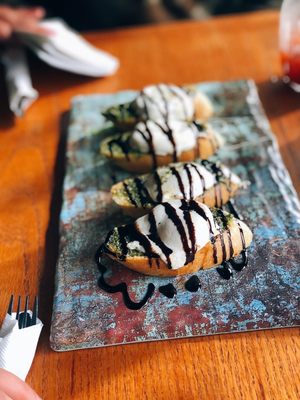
[50,80,300,351]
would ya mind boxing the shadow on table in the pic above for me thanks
[39,111,69,334]
[0,65,15,129]
[257,79,300,118]
[29,54,99,98]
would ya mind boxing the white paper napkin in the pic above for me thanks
[18,19,119,77]
[0,313,43,381]
[1,46,38,117]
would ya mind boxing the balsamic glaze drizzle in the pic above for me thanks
[163,202,192,265]
[137,85,189,167]
[117,224,155,266]
[227,229,234,259]
[217,262,233,280]
[95,248,155,310]
[108,135,131,161]
[159,283,177,298]
[103,181,248,290]
[102,199,216,269]
[147,212,173,268]
[136,121,157,168]
[170,166,186,199]
[202,160,227,208]
[185,275,201,292]
[114,92,216,170]
[190,162,206,192]
[156,161,213,203]
[96,196,249,305]
[140,84,190,122]
[180,200,196,261]
[123,182,138,207]
[227,200,240,219]
[123,160,229,211]
[153,171,163,202]
[229,250,248,271]
[183,163,194,199]
[216,202,249,279]
[154,121,177,162]
[133,177,153,205]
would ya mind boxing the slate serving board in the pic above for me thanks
[50,80,300,351]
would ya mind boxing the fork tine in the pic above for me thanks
[32,296,38,326]
[23,296,29,329]
[16,296,21,320]
[7,295,13,315]
[18,313,24,329]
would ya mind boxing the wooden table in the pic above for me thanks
[0,10,299,400]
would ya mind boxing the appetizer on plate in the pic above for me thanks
[100,120,222,173]
[102,83,213,129]
[99,199,253,277]
[111,160,242,217]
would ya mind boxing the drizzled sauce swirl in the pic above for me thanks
[185,275,201,292]
[159,283,177,298]
[95,247,155,310]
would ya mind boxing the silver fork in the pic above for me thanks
[7,295,38,329]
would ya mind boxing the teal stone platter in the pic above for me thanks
[50,80,300,351]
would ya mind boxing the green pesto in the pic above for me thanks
[100,132,143,158]
[116,165,184,207]
[105,227,144,257]
[115,162,209,206]
[211,208,234,230]
[120,178,154,208]
[102,102,138,125]
[105,228,121,253]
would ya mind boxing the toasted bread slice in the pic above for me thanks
[100,125,222,173]
[193,92,214,121]
[111,161,242,218]
[102,84,213,130]
[100,202,253,277]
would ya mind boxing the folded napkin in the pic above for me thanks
[1,46,38,117]
[18,19,119,77]
[0,313,43,381]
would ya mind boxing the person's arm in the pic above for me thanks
[0,5,49,40]
[0,368,41,399]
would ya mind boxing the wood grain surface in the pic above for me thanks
[0,10,299,400]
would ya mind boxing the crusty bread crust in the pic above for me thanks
[104,218,253,277]
[100,129,221,174]
[194,92,214,121]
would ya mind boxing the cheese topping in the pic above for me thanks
[134,84,195,122]
[129,120,200,157]
[144,162,216,201]
[127,200,218,269]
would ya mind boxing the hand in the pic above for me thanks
[0,5,50,40]
[0,368,41,399]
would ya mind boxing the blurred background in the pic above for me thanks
[1,0,282,31]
